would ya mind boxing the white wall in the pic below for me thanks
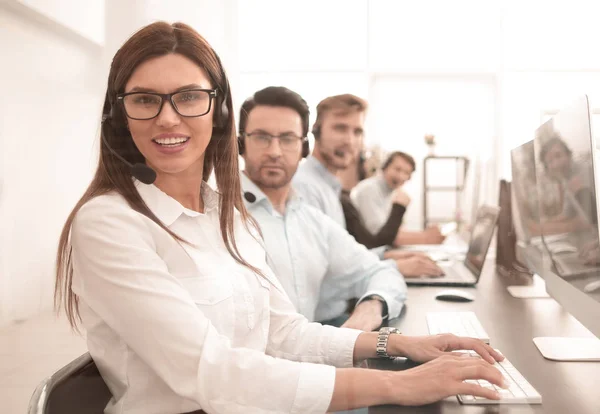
[0,5,104,326]
[17,0,105,45]
[500,72,600,178]
[369,75,497,230]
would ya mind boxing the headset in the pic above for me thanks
[100,48,231,184]
[311,124,321,141]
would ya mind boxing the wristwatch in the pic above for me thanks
[362,294,389,319]
[376,327,401,359]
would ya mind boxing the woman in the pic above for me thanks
[55,22,505,414]
[536,136,593,234]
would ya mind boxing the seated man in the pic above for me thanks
[238,86,407,331]
[293,94,442,277]
[351,151,445,246]
[340,153,442,277]
[339,146,408,249]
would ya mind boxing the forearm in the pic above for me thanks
[329,367,395,411]
[395,229,426,246]
[368,204,406,248]
[353,332,380,363]
[543,216,586,234]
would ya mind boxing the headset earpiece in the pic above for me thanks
[238,136,245,155]
[214,88,230,130]
[211,51,231,131]
[302,139,310,158]
[312,125,321,140]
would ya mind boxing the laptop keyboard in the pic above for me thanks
[440,263,473,280]
[554,254,600,277]
[457,350,542,404]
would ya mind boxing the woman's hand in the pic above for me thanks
[389,333,504,364]
[390,354,507,405]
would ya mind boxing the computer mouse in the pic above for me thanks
[435,289,475,302]
[583,279,600,293]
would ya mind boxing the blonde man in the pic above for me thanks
[293,94,367,228]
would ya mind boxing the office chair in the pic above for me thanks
[28,352,112,414]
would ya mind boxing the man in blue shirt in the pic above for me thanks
[238,86,407,331]
[293,93,442,277]
[292,94,364,229]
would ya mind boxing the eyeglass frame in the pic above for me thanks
[241,131,308,151]
[116,88,219,120]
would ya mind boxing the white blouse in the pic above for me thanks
[70,180,361,414]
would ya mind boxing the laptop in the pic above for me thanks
[406,205,501,286]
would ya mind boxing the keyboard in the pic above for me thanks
[553,254,600,277]
[458,350,542,404]
[427,312,490,343]
[439,262,475,281]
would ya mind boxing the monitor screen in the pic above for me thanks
[531,95,600,339]
[511,140,541,247]
[464,205,500,277]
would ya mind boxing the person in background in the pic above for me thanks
[340,149,443,276]
[238,86,407,331]
[351,151,446,246]
[293,94,365,229]
[293,95,442,277]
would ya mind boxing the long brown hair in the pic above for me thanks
[55,22,258,328]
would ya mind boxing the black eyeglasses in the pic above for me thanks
[117,89,218,120]
[243,132,307,152]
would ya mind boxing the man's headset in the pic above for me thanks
[238,111,310,158]
[311,124,321,140]
[100,50,231,185]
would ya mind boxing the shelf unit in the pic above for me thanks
[422,155,470,228]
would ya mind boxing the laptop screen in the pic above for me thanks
[464,206,501,277]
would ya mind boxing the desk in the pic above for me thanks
[368,265,600,414]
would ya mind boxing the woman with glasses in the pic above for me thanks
[55,21,505,414]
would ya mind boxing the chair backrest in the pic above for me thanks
[28,352,112,414]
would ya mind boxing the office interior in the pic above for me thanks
[1,0,600,413]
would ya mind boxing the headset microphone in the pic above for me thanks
[100,122,157,184]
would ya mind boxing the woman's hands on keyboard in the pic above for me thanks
[392,353,508,405]
[389,333,504,364]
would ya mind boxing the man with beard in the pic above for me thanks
[293,94,364,229]
[293,94,442,277]
[238,87,407,331]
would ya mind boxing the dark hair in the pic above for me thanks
[539,136,573,168]
[55,21,260,329]
[382,151,416,172]
[239,86,310,137]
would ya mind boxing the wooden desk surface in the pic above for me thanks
[368,265,600,414]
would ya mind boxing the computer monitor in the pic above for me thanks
[531,95,600,361]
[510,140,546,271]
[460,154,481,232]
[496,179,533,277]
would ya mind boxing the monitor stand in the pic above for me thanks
[533,337,600,361]
[507,274,550,298]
